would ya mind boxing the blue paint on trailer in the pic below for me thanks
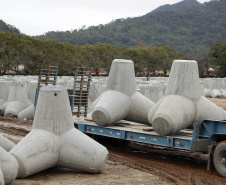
[75,119,226,153]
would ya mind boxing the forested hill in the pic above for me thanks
[36,0,226,55]
[0,20,20,34]
[151,0,201,13]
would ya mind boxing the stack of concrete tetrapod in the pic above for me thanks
[91,59,155,126]
[9,85,108,179]
[148,60,226,136]
[0,82,32,117]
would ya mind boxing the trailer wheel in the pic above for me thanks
[213,141,226,177]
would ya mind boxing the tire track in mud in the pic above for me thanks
[0,118,31,143]
[106,144,226,185]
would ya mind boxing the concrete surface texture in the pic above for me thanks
[204,88,211,97]
[106,59,136,97]
[138,80,164,103]
[150,95,196,136]
[209,78,221,98]
[0,99,6,107]
[9,85,108,178]
[17,104,35,120]
[202,78,211,89]
[0,135,15,152]
[92,90,131,125]
[222,90,226,99]
[125,91,155,124]
[195,96,226,122]
[89,78,107,104]
[65,78,74,89]
[26,81,37,103]
[220,78,225,92]
[164,60,203,100]
[0,81,13,101]
[0,146,18,184]
[0,166,4,185]
[56,79,67,87]
[91,59,155,126]
[149,60,226,136]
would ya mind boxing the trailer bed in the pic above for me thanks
[73,117,208,152]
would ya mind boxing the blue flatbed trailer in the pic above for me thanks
[74,118,226,177]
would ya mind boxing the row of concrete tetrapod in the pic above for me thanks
[90,59,226,136]
[203,78,226,98]
[0,85,108,185]
[0,76,108,120]
[0,68,225,121]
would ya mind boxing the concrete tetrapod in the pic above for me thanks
[150,95,196,136]
[148,60,226,136]
[9,85,108,178]
[91,59,155,126]
[0,135,15,152]
[0,146,18,185]
[4,82,31,117]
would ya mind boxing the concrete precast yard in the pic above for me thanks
[0,98,226,184]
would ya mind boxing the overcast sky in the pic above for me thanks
[0,0,210,36]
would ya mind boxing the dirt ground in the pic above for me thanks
[208,98,226,110]
[1,98,226,184]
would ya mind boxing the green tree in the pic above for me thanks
[208,43,226,77]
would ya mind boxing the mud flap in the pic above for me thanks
[207,144,215,172]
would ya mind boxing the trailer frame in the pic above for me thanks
[74,118,226,177]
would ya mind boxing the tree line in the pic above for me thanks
[0,31,185,76]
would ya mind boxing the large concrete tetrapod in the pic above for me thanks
[148,60,226,136]
[10,85,108,178]
[92,59,155,126]
[0,146,18,184]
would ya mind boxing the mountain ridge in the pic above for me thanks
[151,0,201,13]
[0,20,20,34]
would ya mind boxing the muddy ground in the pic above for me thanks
[0,98,226,184]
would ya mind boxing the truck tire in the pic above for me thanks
[213,141,226,177]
